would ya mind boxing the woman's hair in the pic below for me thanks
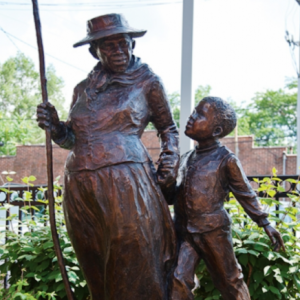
[201,96,237,138]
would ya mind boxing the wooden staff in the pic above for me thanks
[31,1,74,299]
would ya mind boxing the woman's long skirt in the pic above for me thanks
[63,162,177,300]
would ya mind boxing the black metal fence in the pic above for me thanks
[247,175,299,199]
[0,175,299,229]
[0,175,299,289]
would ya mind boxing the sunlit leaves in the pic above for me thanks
[0,176,89,300]
[195,174,300,300]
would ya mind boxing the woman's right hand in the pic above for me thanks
[37,102,60,132]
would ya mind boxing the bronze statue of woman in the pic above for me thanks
[37,13,179,300]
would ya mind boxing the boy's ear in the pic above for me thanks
[213,126,223,138]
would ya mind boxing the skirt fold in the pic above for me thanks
[63,162,176,300]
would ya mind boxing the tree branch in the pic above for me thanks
[247,262,253,287]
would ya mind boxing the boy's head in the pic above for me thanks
[185,96,237,141]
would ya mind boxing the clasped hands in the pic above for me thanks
[156,150,179,188]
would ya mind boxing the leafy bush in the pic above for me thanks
[1,173,299,300]
[194,172,300,300]
[0,176,90,300]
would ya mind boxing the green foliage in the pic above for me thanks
[146,85,211,130]
[194,85,212,105]
[161,78,297,148]
[194,174,300,300]
[0,176,90,300]
[0,52,67,155]
[232,78,297,146]
[168,85,211,129]
[168,91,181,129]
[0,112,42,156]
[1,173,299,299]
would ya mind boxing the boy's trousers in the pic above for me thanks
[170,225,251,300]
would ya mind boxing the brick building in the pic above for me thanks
[0,131,296,185]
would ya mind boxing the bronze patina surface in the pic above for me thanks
[37,13,179,300]
[164,97,285,300]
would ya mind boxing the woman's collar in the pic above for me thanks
[92,55,141,74]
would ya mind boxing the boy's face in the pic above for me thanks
[185,101,218,141]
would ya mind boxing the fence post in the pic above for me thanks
[4,190,10,289]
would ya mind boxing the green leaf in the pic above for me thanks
[264,266,272,276]
[248,250,260,257]
[274,275,283,283]
[6,176,13,182]
[293,275,300,290]
[28,175,36,182]
[272,167,277,177]
[13,292,27,300]
[263,251,275,260]
[235,248,248,254]
[238,254,248,267]
[267,190,276,198]
[285,178,299,184]
[21,177,29,184]
[248,233,261,240]
[274,253,292,265]
[79,281,87,287]
[25,272,35,278]
[269,286,280,295]
[34,273,42,282]
[18,254,36,261]
[43,241,54,249]
[0,188,13,194]
[22,247,35,252]
[63,246,74,253]
[288,266,299,274]
[253,271,264,283]
[46,270,62,281]
[277,186,286,192]
[37,260,50,272]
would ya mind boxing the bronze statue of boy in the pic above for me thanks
[165,97,285,300]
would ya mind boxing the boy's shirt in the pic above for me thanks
[173,143,269,234]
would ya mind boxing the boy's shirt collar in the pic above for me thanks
[195,141,221,154]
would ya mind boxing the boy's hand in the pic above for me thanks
[263,225,286,252]
[156,151,179,188]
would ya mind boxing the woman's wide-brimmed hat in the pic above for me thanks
[73,13,146,48]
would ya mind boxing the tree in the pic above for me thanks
[169,84,212,128]
[233,78,297,146]
[0,112,40,156]
[0,52,67,155]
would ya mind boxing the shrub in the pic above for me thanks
[194,171,300,300]
[0,176,90,300]
[1,172,299,299]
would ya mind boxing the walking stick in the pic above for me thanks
[31,1,75,299]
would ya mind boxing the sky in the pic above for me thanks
[0,0,299,110]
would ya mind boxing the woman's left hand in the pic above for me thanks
[156,151,179,188]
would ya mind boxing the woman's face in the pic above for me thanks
[95,33,134,73]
